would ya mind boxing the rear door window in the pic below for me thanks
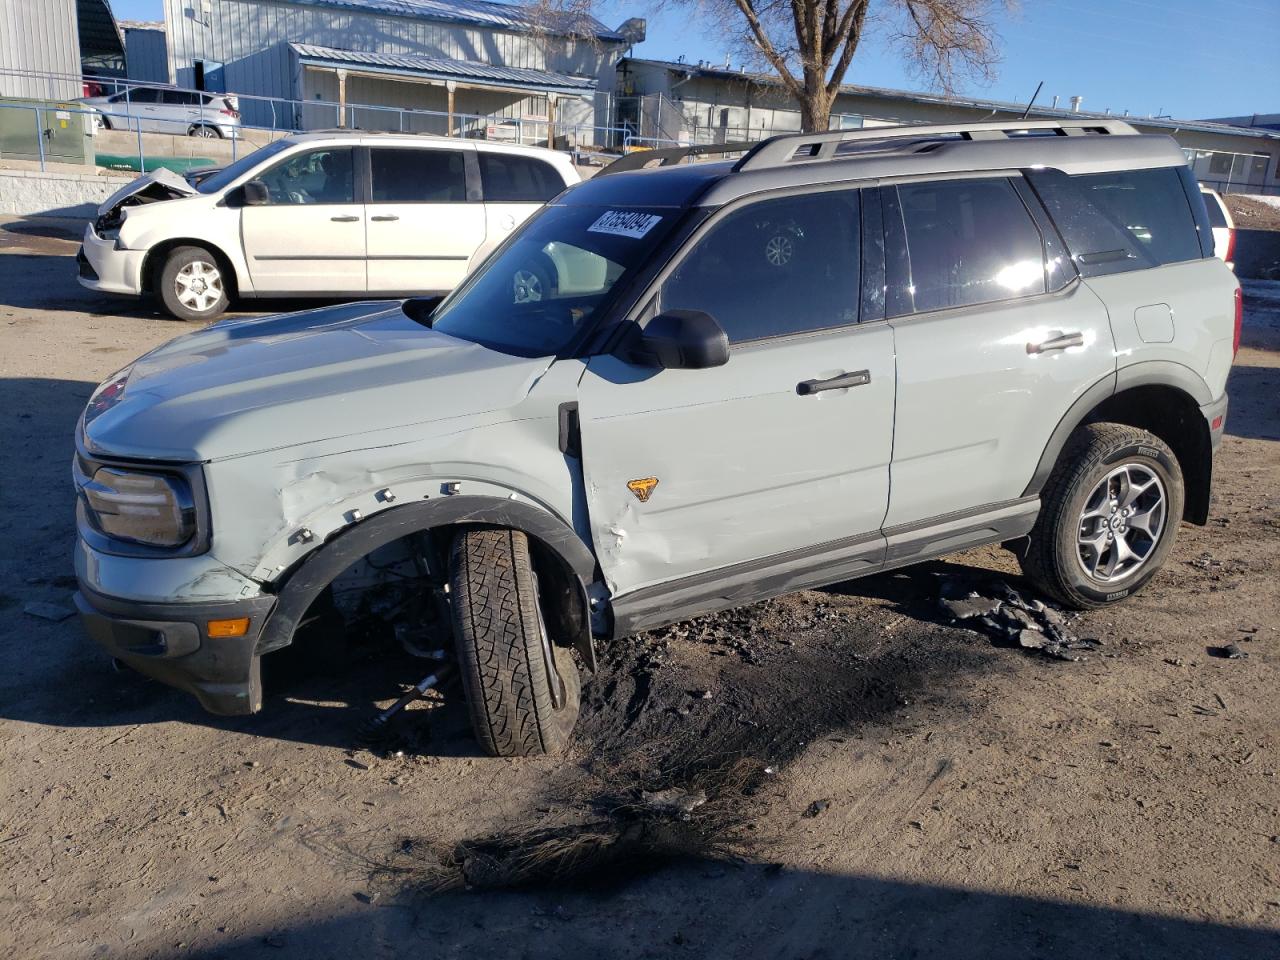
[1027,167,1203,275]
[477,152,565,202]
[370,148,467,203]
[892,177,1047,314]
[163,90,200,106]
[1202,194,1228,228]
[660,190,861,343]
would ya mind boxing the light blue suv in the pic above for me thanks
[73,120,1239,756]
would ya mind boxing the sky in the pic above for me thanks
[107,0,1279,121]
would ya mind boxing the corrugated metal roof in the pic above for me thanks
[625,57,1280,143]
[280,0,624,41]
[290,43,598,93]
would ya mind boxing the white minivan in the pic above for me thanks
[78,132,580,320]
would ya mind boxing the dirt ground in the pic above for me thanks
[1,218,1277,960]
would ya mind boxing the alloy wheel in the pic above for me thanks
[174,260,223,314]
[1076,462,1167,582]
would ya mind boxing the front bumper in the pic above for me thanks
[75,584,276,715]
[77,224,145,296]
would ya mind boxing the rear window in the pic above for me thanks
[1027,167,1203,276]
[478,152,564,203]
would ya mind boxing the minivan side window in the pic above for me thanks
[659,190,861,343]
[892,177,1046,315]
[258,147,355,204]
[477,153,564,203]
[1026,167,1203,276]
[370,148,467,203]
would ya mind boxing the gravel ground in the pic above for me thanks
[1,220,1277,959]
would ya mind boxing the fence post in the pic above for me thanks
[137,126,146,173]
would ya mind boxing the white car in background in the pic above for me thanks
[80,86,242,139]
[1200,186,1236,270]
[77,131,580,321]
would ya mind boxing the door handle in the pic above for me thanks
[370,215,399,222]
[330,215,361,222]
[796,370,871,395]
[1026,331,1084,354]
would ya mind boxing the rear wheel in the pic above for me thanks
[188,124,222,138]
[449,528,580,757]
[158,245,229,322]
[1021,423,1184,609]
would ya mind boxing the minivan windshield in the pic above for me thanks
[428,204,678,357]
[195,139,292,194]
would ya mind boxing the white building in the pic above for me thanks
[161,0,644,144]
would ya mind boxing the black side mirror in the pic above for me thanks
[629,310,729,370]
[402,295,445,326]
[241,179,269,206]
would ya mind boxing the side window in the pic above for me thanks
[895,177,1046,314]
[258,148,355,205]
[370,148,467,203]
[660,191,861,343]
[126,89,159,104]
[477,152,565,203]
[1026,167,1203,276]
[163,90,200,106]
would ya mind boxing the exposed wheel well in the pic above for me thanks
[142,239,239,299]
[1083,385,1212,525]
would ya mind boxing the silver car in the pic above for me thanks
[80,86,241,139]
[71,119,1239,758]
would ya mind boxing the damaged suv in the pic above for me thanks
[74,120,1239,756]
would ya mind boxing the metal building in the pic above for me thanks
[160,0,644,141]
[122,21,172,84]
[0,0,83,100]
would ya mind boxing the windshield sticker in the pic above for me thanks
[588,211,663,239]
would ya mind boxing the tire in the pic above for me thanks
[449,528,580,757]
[1021,423,1185,609]
[188,124,222,139]
[157,245,230,322]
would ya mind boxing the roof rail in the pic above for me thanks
[733,118,1140,171]
[597,141,759,177]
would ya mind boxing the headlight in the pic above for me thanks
[81,467,196,547]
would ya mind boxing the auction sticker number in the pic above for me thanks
[588,211,663,239]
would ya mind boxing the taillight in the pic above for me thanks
[1233,286,1242,359]
[220,108,240,118]
[1224,227,1236,264]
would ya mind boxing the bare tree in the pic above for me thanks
[534,0,1009,132]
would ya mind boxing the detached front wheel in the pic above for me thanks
[449,528,580,757]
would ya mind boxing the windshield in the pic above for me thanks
[196,139,292,194]
[429,204,677,357]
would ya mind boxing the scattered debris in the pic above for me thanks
[23,601,74,622]
[802,799,832,819]
[1209,643,1248,660]
[937,579,1098,661]
[640,787,708,819]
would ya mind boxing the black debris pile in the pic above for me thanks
[938,578,1099,661]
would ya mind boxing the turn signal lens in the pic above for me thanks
[207,618,250,638]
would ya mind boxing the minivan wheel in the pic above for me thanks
[158,246,229,321]
[1021,423,1184,609]
[448,528,580,757]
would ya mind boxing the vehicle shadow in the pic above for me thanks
[1225,363,1280,441]
[170,859,1280,960]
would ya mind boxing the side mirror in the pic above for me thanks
[240,179,269,206]
[630,310,729,370]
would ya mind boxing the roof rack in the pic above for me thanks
[733,118,1140,171]
[596,141,758,177]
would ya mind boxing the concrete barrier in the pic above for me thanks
[0,168,132,219]
[93,127,288,170]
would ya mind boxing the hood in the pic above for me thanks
[96,167,197,217]
[82,301,556,462]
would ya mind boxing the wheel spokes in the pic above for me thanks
[1076,461,1167,584]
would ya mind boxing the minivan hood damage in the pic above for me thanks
[96,167,197,218]
[82,301,556,462]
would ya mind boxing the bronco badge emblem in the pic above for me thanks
[626,477,659,503]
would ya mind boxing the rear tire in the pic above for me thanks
[449,528,580,757]
[1021,423,1184,609]
[188,124,222,138]
[157,245,229,322]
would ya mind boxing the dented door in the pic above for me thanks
[577,323,895,600]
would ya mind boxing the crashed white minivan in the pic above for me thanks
[77,131,579,320]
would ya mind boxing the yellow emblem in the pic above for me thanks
[626,477,659,503]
